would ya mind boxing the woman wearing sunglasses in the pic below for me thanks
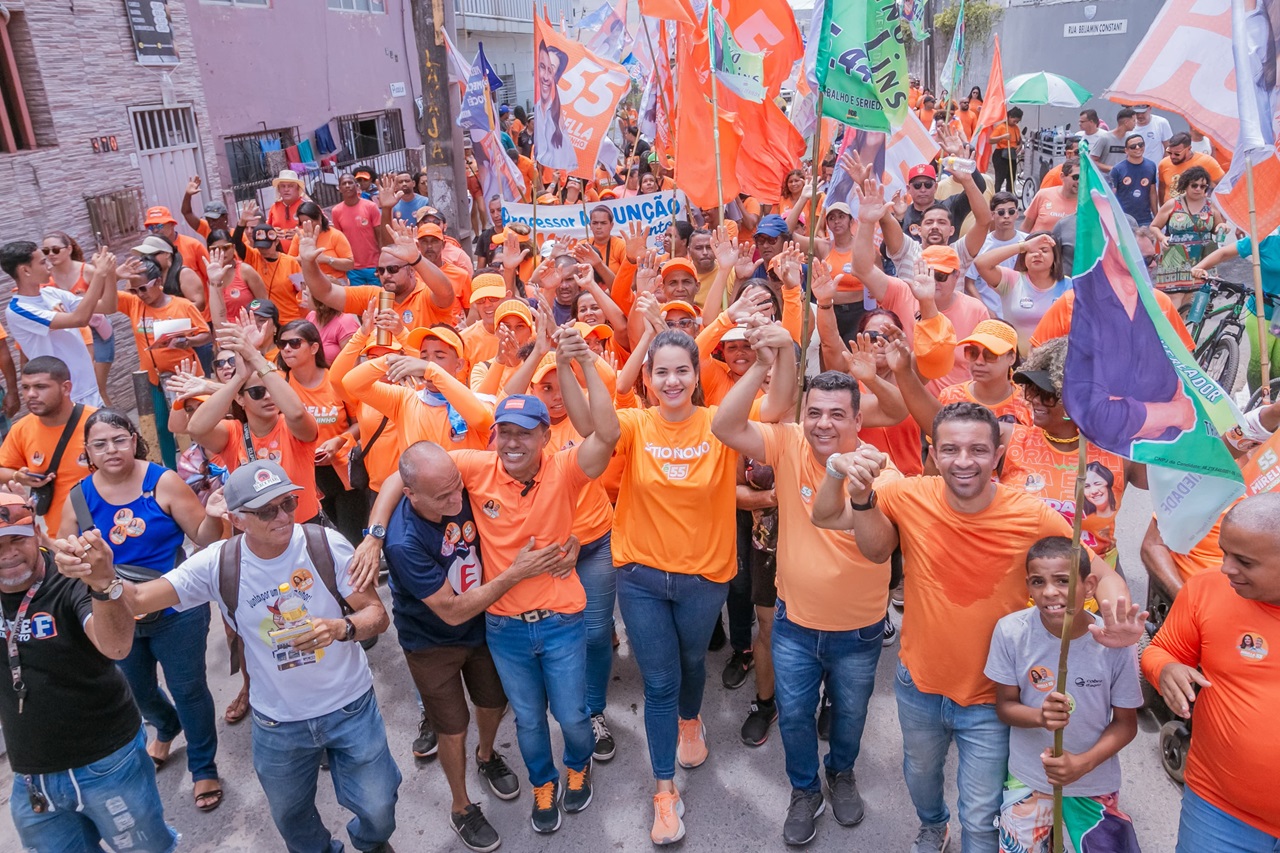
[937,319,1032,426]
[57,409,228,812]
[42,231,115,406]
[1152,165,1225,302]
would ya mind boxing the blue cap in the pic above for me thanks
[493,394,550,429]
[755,214,789,238]
[499,104,511,115]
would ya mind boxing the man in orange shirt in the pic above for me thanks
[180,176,229,239]
[1040,137,1079,189]
[266,170,306,236]
[1143,494,1280,851]
[451,329,619,834]
[586,206,628,277]
[144,205,209,288]
[1157,132,1227,203]
[813,402,1141,853]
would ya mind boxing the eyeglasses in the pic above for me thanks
[40,246,65,256]
[279,337,309,350]
[213,357,236,370]
[932,270,952,283]
[128,282,156,294]
[1187,182,1210,191]
[375,264,407,276]
[242,385,270,401]
[242,494,298,521]
[666,318,698,331]
[962,344,1002,362]
[86,435,135,453]
[1023,387,1060,406]
[910,180,936,190]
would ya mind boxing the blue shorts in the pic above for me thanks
[91,326,115,363]
[347,268,379,286]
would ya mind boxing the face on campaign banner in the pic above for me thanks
[534,15,631,179]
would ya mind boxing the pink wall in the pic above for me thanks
[182,0,425,183]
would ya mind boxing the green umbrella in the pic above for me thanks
[1005,72,1092,107]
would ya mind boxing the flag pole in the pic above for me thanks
[795,87,826,421]
[1050,438,1089,853]
[1246,154,1271,403]
[707,9,727,223]
[531,3,541,256]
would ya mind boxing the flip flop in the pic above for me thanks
[194,785,224,813]
[224,687,250,725]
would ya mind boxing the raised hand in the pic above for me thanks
[185,175,202,197]
[634,251,661,296]
[733,253,763,282]
[908,257,938,305]
[711,225,739,269]
[384,219,421,264]
[623,220,650,261]
[773,242,804,290]
[884,335,913,375]
[553,324,592,365]
[499,232,530,272]
[376,174,399,209]
[358,302,377,336]
[1088,595,1149,650]
[91,247,118,280]
[726,286,774,323]
[495,323,521,367]
[811,258,837,305]
[854,176,889,223]
[842,333,879,384]
[241,200,262,226]
[837,149,871,186]
[296,219,323,265]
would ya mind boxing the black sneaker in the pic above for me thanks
[741,697,778,746]
[451,804,500,852]
[563,763,592,813]
[412,712,438,759]
[531,780,561,833]
[782,789,825,846]
[890,580,905,608]
[882,613,898,647]
[817,691,832,742]
[722,648,754,690]
[708,615,727,651]
[591,713,616,762]
[477,749,520,800]
[825,769,865,826]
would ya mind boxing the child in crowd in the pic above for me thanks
[985,536,1143,853]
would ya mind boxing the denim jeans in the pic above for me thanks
[1178,787,1280,853]
[578,532,616,716]
[616,562,729,780]
[251,688,400,853]
[895,662,1008,853]
[116,604,219,782]
[772,601,883,793]
[11,726,178,853]
[484,611,594,786]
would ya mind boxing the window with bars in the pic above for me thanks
[334,110,404,163]
[199,0,270,7]
[86,188,147,245]
[0,9,41,153]
[223,126,299,195]
[327,0,386,12]
[130,107,199,152]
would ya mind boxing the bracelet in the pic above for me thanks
[410,253,424,265]
[818,303,834,310]
[825,459,847,480]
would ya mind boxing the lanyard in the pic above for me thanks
[6,578,42,714]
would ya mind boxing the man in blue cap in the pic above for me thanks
[448,326,620,835]
[748,214,792,282]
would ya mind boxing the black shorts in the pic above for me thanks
[749,547,778,608]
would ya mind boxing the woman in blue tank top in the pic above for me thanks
[59,409,228,812]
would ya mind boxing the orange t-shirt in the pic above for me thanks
[210,417,320,522]
[1040,164,1064,189]
[352,402,405,493]
[1022,186,1077,233]
[761,424,901,631]
[938,382,1032,426]
[341,358,493,450]
[1030,289,1195,351]
[1157,153,1226,203]
[175,234,210,286]
[590,235,628,274]
[860,415,924,477]
[876,477,1077,705]
[247,250,305,325]
[827,246,863,295]
[0,407,95,534]
[517,157,538,202]
[1141,570,1280,838]
[452,447,592,616]
[287,227,353,280]
[342,282,459,330]
[992,121,1021,151]
[461,322,498,378]
[117,292,208,384]
[999,426,1127,560]
[547,417,613,544]
[290,371,356,487]
[611,407,738,581]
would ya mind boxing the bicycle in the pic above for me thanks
[1166,274,1270,392]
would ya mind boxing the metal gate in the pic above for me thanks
[128,105,208,238]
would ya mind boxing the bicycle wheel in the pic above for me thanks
[1200,335,1240,391]
[1246,377,1280,410]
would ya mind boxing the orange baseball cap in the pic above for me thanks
[173,394,211,411]
[362,339,404,358]
[406,326,464,358]
[495,299,534,328]
[531,353,559,383]
[662,300,698,318]
[470,273,507,303]
[921,245,961,274]
[416,223,445,241]
[144,206,177,226]
[957,319,1018,356]
[573,321,613,340]
[661,258,698,280]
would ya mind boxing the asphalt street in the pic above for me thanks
[0,486,1185,852]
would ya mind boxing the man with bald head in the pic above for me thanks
[377,441,579,851]
[1142,492,1280,852]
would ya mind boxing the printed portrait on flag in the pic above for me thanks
[533,16,631,178]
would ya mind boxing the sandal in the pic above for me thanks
[224,686,250,724]
[148,739,172,770]
[194,782,224,813]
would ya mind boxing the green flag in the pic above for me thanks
[1064,147,1245,552]
[711,7,766,103]
[939,0,966,102]
[812,0,910,132]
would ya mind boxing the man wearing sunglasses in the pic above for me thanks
[55,460,398,853]
[1110,133,1159,226]
[900,132,988,237]
[1023,159,1080,234]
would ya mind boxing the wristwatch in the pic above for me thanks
[339,617,357,642]
[849,490,878,512]
[257,362,280,379]
[363,524,387,541]
[89,578,124,601]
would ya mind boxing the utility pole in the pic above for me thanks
[410,0,473,242]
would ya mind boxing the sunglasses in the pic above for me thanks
[146,223,167,233]
[862,330,885,342]
[962,344,1002,362]
[910,180,936,190]
[242,385,270,401]
[376,264,407,276]
[1063,173,1079,181]
[128,282,156,294]
[1126,143,1145,150]
[1023,387,1060,406]
[242,494,298,521]
[666,318,698,331]
[1187,182,1210,190]
[279,337,309,351]
[1143,253,1159,267]
[994,207,1018,217]
[41,246,66,256]
[932,270,952,282]
[213,357,236,370]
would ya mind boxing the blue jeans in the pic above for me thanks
[11,726,178,852]
[116,604,218,782]
[578,532,615,716]
[485,611,594,786]
[347,268,379,286]
[1178,787,1280,853]
[251,688,400,853]
[896,662,1008,853]
[616,562,729,780]
[772,601,883,793]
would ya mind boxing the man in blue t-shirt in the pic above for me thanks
[379,441,578,851]
[1110,133,1159,226]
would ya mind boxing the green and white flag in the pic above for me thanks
[809,0,910,132]
[1064,147,1246,552]
[939,0,966,101]
[711,7,766,103]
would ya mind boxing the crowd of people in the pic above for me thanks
[0,95,1276,853]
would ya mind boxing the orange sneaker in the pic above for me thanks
[651,788,686,845]
[677,716,708,768]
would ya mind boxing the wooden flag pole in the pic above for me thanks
[1246,154,1271,402]
[1050,438,1089,853]
[531,3,540,255]
[795,88,826,422]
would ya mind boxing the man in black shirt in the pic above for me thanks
[0,493,176,851]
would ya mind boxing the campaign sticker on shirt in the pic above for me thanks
[402,310,414,326]
[1239,633,1268,661]
[482,499,500,519]
[462,521,476,543]
[290,567,314,592]
[1019,296,1035,309]
[1029,666,1054,692]
[800,485,814,502]
[444,523,462,545]
[31,451,43,466]
[28,612,56,640]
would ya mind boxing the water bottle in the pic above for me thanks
[276,583,309,629]
[940,156,977,175]
[1185,281,1213,324]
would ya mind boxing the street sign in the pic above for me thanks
[1063,19,1128,37]
[125,0,180,66]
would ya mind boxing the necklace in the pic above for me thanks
[1042,429,1079,446]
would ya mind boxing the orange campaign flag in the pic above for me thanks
[709,0,804,98]
[637,0,697,26]
[972,36,1006,173]
[533,15,631,179]
[675,36,743,209]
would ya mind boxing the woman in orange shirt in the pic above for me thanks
[288,202,354,280]
[280,319,364,544]
[937,319,1032,426]
[611,330,740,844]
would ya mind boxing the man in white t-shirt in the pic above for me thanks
[1,240,115,407]
[62,460,400,853]
[1133,104,1173,165]
[965,191,1026,318]
[1078,110,1110,170]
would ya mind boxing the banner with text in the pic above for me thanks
[501,190,686,248]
